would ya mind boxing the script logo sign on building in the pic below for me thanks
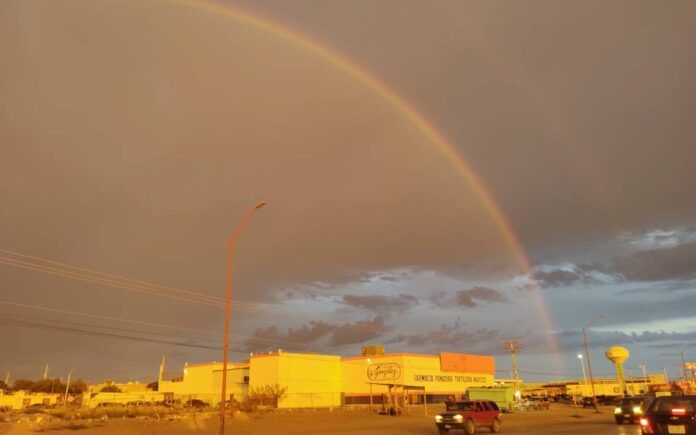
[367,363,401,381]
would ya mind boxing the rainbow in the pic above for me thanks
[159,0,561,358]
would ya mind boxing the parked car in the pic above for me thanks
[435,400,502,434]
[528,397,551,411]
[581,397,595,408]
[598,395,621,406]
[640,396,696,434]
[95,402,124,408]
[614,396,655,424]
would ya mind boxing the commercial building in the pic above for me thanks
[157,347,496,409]
[523,374,669,398]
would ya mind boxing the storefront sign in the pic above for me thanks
[413,374,488,383]
[367,363,401,381]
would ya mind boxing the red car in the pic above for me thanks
[435,400,502,434]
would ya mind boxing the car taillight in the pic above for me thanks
[672,408,686,415]
[640,417,654,434]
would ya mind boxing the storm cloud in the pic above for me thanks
[244,316,389,351]
[341,294,418,315]
[455,287,506,308]
[611,242,696,282]
[533,268,591,288]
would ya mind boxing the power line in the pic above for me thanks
[0,250,394,336]
[0,299,313,349]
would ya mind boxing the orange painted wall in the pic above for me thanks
[440,353,495,375]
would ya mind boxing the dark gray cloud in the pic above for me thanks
[455,287,506,308]
[244,320,335,352]
[550,329,696,353]
[387,319,501,354]
[342,294,417,315]
[244,316,388,351]
[533,268,592,288]
[330,316,387,346]
[535,241,696,289]
[611,242,696,282]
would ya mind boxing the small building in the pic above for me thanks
[158,361,249,405]
[0,391,60,410]
[88,380,149,393]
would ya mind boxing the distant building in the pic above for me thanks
[523,374,670,397]
[88,380,149,393]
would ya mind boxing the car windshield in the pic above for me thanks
[446,402,475,411]
[621,398,644,406]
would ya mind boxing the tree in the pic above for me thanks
[69,379,88,394]
[31,378,65,393]
[100,385,121,393]
[12,379,35,392]
[0,380,7,392]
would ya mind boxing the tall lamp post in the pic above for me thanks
[219,202,266,435]
[578,354,587,384]
[583,313,603,413]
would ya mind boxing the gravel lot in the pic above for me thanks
[0,405,642,435]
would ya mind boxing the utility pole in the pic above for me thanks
[677,363,684,382]
[43,364,49,380]
[504,340,522,397]
[663,367,669,383]
[682,352,690,382]
[583,313,603,413]
[3,372,9,386]
[639,364,648,393]
[63,368,75,410]
[158,355,166,384]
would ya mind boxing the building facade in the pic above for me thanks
[157,349,496,409]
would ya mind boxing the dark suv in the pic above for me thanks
[435,400,502,434]
[640,396,696,434]
[615,396,654,424]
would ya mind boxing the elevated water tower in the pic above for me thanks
[605,346,630,396]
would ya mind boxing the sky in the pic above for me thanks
[0,0,695,384]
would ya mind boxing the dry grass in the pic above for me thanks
[37,405,177,420]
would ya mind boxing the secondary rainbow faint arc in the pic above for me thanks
[162,0,560,354]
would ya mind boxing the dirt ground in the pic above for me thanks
[0,405,642,435]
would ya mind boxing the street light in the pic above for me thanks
[219,202,266,435]
[578,354,587,384]
[583,313,603,413]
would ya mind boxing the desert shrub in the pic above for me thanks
[241,383,287,412]
[99,385,121,393]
